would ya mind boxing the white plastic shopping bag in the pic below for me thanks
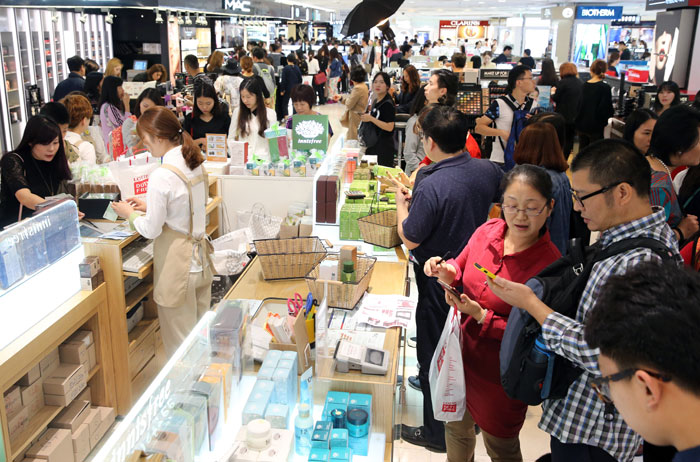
[429,306,466,422]
[107,153,161,198]
[211,228,253,275]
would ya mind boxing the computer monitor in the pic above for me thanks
[133,60,147,71]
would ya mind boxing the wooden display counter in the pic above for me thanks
[0,285,115,461]
[224,251,409,461]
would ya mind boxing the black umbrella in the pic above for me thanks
[341,0,404,37]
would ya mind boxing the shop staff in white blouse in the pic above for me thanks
[229,78,276,161]
[111,106,213,356]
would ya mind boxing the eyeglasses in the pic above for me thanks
[570,181,622,209]
[517,76,534,81]
[501,203,548,217]
[591,369,672,404]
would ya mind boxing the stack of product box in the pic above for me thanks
[243,350,298,429]
[79,256,103,291]
[315,175,341,224]
[309,391,372,461]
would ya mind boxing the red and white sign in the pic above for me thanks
[439,20,489,40]
[626,68,650,83]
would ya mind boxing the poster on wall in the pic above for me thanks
[438,20,488,41]
[651,9,696,87]
[167,21,181,84]
[573,23,608,64]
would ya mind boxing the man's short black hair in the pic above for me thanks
[349,65,367,83]
[421,105,468,154]
[571,139,651,198]
[184,54,199,71]
[650,105,700,165]
[504,46,513,52]
[67,55,85,73]
[451,53,466,68]
[252,47,265,60]
[39,102,70,126]
[523,48,531,55]
[507,65,531,91]
[585,262,700,395]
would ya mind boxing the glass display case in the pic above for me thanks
[41,10,57,93]
[53,12,65,82]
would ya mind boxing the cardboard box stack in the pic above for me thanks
[79,256,103,291]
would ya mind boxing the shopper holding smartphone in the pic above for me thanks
[111,106,213,357]
[424,165,560,462]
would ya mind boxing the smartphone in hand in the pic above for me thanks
[437,278,462,299]
[474,263,497,279]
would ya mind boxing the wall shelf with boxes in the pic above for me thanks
[82,181,221,415]
[0,284,116,462]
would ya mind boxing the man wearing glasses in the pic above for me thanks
[488,139,682,462]
[584,262,700,462]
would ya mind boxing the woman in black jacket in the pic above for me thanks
[552,62,583,156]
[396,65,421,114]
[574,59,613,151]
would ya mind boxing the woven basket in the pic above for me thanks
[358,210,401,248]
[305,254,377,310]
[254,236,328,280]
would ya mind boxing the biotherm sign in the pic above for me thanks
[575,6,623,20]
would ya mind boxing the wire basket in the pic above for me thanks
[305,254,377,310]
[358,210,401,248]
[254,236,329,280]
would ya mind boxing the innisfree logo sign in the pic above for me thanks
[295,120,325,139]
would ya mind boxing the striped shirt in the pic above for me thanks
[539,207,681,461]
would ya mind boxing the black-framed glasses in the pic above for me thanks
[591,369,672,404]
[570,181,623,209]
[501,203,548,217]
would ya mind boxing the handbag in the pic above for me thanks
[358,98,391,148]
[314,71,327,85]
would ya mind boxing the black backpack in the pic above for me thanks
[499,237,675,405]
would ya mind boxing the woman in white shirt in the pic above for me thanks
[111,106,213,356]
[229,78,277,161]
[61,94,97,164]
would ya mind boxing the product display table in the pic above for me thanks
[224,250,409,462]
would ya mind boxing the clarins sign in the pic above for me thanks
[439,20,490,27]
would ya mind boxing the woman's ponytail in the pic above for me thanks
[137,106,204,170]
[180,130,204,170]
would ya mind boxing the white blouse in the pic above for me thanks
[228,106,277,162]
[133,146,207,271]
[65,130,97,164]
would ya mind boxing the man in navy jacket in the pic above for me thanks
[53,56,86,102]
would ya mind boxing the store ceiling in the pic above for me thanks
[328,0,652,22]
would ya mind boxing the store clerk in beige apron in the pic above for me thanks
[112,106,213,356]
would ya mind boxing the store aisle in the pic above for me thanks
[397,266,552,462]
[315,100,348,149]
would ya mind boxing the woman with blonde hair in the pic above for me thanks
[206,50,225,74]
[105,58,123,78]
[552,62,583,156]
[62,93,98,164]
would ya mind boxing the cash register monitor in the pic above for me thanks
[133,60,148,71]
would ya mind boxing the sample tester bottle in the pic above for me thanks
[295,403,313,455]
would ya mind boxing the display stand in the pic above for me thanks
[0,284,115,461]
[83,178,222,415]
[223,252,409,461]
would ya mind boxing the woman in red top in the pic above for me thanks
[424,164,561,461]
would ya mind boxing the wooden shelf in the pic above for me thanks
[127,318,158,353]
[10,405,63,460]
[88,364,101,381]
[206,196,222,215]
[122,260,152,280]
[206,222,219,236]
[124,281,154,313]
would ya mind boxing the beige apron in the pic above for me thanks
[152,164,214,308]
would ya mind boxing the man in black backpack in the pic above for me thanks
[488,140,682,462]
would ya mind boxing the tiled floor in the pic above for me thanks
[316,100,554,462]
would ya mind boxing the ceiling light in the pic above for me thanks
[168,11,176,23]
[79,10,87,23]
[105,11,113,24]
[155,10,164,24]
[177,13,184,25]
[185,13,192,25]
[51,10,59,22]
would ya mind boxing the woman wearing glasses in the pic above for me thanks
[423,165,561,462]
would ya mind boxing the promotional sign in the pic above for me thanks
[576,6,623,20]
[292,115,329,152]
[222,0,251,12]
[438,20,489,40]
[536,86,552,110]
[480,69,510,80]
[646,0,700,10]
[650,9,697,86]
[206,134,227,162]
[541,6,575,20]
